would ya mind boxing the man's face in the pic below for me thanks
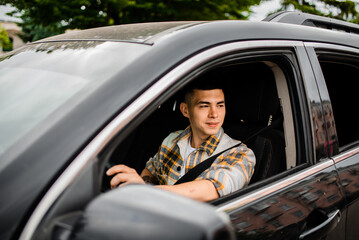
[181,89,226,142]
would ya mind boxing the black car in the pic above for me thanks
[1,11,359,240]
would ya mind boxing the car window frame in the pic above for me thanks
[304,43,359,155]
[102,50,306,201]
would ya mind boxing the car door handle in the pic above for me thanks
[299,210,341,240]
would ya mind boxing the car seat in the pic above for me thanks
[222,62,286,184]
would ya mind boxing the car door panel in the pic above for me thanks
[303,44,359,240]
[218,160,344,239]
[333,148,359,240]
[215,44,346,239]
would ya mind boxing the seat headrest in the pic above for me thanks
[223,62,280,124]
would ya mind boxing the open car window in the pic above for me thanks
[101,51,303,195]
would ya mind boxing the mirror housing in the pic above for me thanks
[70,185,234,240]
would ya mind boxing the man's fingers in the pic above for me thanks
[109,172,145,189]
[106,164,136,176]
[110,173,129,189]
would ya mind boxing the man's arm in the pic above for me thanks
[141,168,159,185]
[106,165,219,202]
[156,180,219,202]
[142,168,218,201]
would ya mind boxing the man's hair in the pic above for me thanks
[182,71,224,105]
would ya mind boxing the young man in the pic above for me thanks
[107,80,256,202]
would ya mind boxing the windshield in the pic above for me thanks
[0,41,149,160]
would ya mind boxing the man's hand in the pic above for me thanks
[106,164,145,188]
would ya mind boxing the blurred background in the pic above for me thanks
[0,0,358,54]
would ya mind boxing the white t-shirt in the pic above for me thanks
[180,138,196,177]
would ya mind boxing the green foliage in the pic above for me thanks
[277,0,359,22]
[0,24,12,51]
[0,0,263,41]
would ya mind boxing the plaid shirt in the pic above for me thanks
[146,126,256,197]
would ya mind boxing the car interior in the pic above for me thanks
[102,59,298,193]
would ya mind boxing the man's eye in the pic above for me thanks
[199,105,208,108]
[218,104,225,108]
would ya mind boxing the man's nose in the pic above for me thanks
[209,106,218,118]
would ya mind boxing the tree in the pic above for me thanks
[0,0,263,42]
[0,23,12,51]
[277,0,358,22]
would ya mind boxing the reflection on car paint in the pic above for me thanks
[311,101,339,160]
[229,169,344,238]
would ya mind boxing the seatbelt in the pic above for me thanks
[174,116,282,185]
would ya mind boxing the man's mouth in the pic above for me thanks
[207,122,219,128]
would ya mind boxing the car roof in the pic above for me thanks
[35,21,205,44]
[35,16,359,50]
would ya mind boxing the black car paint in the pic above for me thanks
[0,17,359,239]
[227,164,344,239]
[333,152,359,240]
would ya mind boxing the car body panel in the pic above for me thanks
[221,160,344,239]
[333,148,359,240]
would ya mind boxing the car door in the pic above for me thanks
[209,42,345,240]
[304,43,359,240]
[20,40,345,240]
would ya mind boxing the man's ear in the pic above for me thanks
[180,102,190,118]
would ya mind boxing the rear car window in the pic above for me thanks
[317,52,359,150]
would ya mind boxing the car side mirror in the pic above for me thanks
[69,184,234,240]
